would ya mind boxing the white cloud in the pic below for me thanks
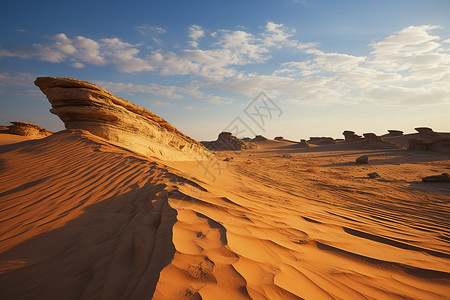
[0,72,38,86]
[136,25,166,36]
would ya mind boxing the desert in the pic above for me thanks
[0,77,449,299]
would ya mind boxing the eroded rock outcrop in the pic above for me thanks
[354,133,403,149]
[3,122,53,138]
[34,77,213,161]
[343,131,362,142]
[202,132,250,151]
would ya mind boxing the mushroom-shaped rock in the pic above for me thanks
[34,77,213,161]
[415,127,440,136]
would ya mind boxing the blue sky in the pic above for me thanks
[1,0,449,141]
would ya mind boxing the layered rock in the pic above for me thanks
[343,130,362,142]
[202,132,250,151]
[34,77,213,161]
[5,122,52,138]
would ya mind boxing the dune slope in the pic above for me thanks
[0,132,449,299]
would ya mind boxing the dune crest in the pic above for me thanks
[34,77,213,161]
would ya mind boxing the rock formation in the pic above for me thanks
[299,139,309,147]
[385,130,403,137]
[202,132,250,151]
[274,136,283,141]
[308,137,335,144]
[415,127,440,136]
[34,77,213,161]
[2,122,52,138]
[252,135,268,142]
[343,130,362,142]
[354,133,403,150]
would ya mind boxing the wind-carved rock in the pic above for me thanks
[343,130,362,142]
[7,122,52,138]
[202,132,250,150]
[34,77,213,161]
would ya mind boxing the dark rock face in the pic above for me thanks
[415,127,440,136]
[356,155,369,164]
[274,136,284,141]
[343,131,362,142]
[34,77,212,161]
[5,122,52,138]
[202,132,250,151]
[308,137,335,144]
[408,138,450,152]
[422,173,450,183]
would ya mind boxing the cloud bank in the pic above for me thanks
[1,23,449,106]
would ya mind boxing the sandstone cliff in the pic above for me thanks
[34,77,213,161]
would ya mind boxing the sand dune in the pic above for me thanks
[1,129,449,299]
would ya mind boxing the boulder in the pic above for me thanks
[7,122,52,138]
[356,155,369,164]
[368,172,380,179]
[34,77,213,161]
[415,127,440,136]
[202,132,250,151]
[422,173,450,183]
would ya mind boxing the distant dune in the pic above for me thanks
[0,78,449,299]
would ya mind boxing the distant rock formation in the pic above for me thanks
[415,127,440,136]
[202,132,250,151]
[385,130,403,137]
[308,137,335,144]
[299,139,309,147]
[408,138,450,152]
[354,133,403,149]
[241,137,252,142]
[1,122,52,138]
[252,135,268,142]
[343,131,362,142]
[34,77,213,161]
[274,136,283,141]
